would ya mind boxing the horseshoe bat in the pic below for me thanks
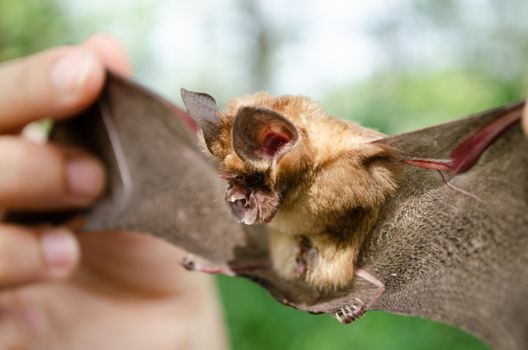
[8,73,528,350]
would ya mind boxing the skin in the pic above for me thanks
[0,34,226,349]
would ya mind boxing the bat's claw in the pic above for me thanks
[179,255,235,276]
[334,298,366,324]
[180,257,196,271]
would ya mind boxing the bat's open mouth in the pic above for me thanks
[226,184,257,224]
[225,184,277,225]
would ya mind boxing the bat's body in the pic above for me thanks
[181,90,400,318]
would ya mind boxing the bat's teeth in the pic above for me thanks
[242,217,252,225]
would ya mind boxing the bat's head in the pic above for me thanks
[181,89,309,225]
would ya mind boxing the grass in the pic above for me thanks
[217,275,489,350]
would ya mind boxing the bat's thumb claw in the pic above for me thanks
[180,255,196,271]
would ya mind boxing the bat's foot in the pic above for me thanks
[334,298,366,324]
[333,268,385,324]
[355,268,385,308]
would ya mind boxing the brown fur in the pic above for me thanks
[201,92,400,290]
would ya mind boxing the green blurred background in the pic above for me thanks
[2,0,527,348]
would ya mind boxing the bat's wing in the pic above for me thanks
[339,102,528,350]
[8,72,260,265]
[243,100,528,350]
[12,74,527,350]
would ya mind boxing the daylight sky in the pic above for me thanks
[58,0,512,105]
[59,0,409,97]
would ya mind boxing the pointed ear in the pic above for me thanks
[180,88,220,153]
[232,106,299,168]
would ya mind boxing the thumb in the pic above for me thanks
[0,225,80,288]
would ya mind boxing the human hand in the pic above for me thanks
[0,34,226,350]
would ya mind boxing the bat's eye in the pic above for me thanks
[246,173,265,188]
[220,173,244,183]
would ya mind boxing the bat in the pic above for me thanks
[180,89,527,326]
[180,89,401,320]
[12,73,528,350]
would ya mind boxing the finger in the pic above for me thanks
[0,46,105,132]
[0,308,31,349]
[0,137,105,210]
[0,225,79,288]
[523,98,528,136]
[82,32,132,76]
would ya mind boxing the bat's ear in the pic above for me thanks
[180,88,220,153]
[232,106,299,168]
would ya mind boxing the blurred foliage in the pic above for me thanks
[217,276,488,350]
[0,0,71,61]
[322,0,528,134]
[324,68,524,134]
[1,0,524,349]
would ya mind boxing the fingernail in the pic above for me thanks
[66,157,105,197]
[41,229,79,274]
[50,49,95,92]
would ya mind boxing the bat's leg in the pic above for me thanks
[356,268,385,308]
[181,256,270,276]
[333,268,385,324]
